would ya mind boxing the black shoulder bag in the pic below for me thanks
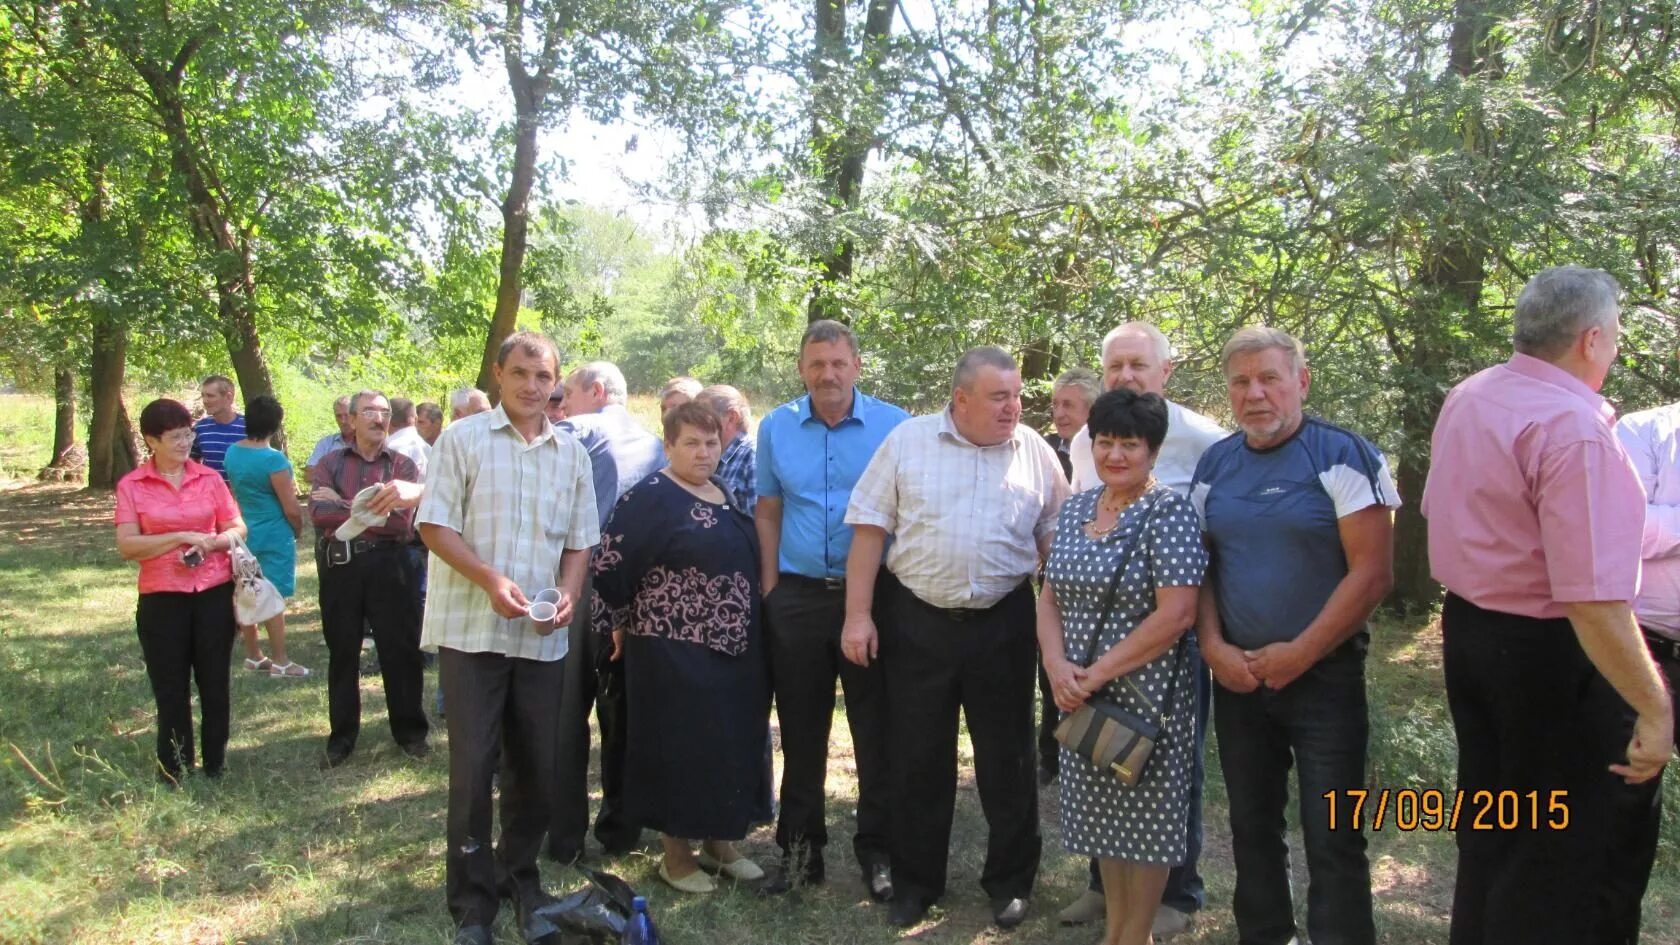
[1052,495,1186,787]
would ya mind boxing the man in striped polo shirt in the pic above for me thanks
[191,374,246,480]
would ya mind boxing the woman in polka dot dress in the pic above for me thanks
[1039,388,1208,945]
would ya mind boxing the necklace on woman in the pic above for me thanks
[1085,477,1156,539]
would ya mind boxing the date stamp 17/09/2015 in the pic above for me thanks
[1323,789,1573,832]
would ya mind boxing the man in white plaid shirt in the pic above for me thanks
[842,346,1070,931]
[418,331,599,945]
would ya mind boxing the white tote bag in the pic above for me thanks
[229,533,286,625]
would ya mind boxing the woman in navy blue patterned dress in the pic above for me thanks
[593,402,773,894]
[1038,389,1207,945]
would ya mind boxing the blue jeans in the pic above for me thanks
[1086,645,1209,914]
[1215,636,1374,945]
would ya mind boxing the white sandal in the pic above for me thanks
[244,657,273,673]
[269,661,310,678]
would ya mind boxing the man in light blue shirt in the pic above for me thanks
[755,320,909,898]
[547,360,666,863]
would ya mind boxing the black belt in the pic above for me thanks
[906,586,1018,623]
[781,572,845,592]
[319,537,402,554]
[1643,628,1680,664]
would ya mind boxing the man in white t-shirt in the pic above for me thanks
[1058,321,1226,940]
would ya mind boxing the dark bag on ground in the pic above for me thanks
[526,864,644,945]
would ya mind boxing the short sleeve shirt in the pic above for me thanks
[115,460,241,594]
[417,406,600,661]
[1190,417,1400,648]
[846,409,1071,609]
[191,414,246,479]
[757,390,909,580]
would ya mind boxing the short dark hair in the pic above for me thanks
[139,399,194,439]
[800,319,859,358]
[662,401,722,442]
[495,330,560,371]
[244,395,284,440]
[416,402,443,423]
[1086,389,1169,453]
[201,374,234,394]
[952,346,1017,391]
[390,397,415,426]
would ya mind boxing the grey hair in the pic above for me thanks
[696,384,752,423]
[952,346,1019,391]
[416,401,443,423]
[570,361,629,405]
[1101,322,1173,363]
[332,394,352,411]
[1221,326,1307,375]
[1512,266,1622,359]
[348,389,388,414]
[1052,367,1102,407]
[659,376,704,401]
[449,387,490,416]
[800,319,860,358]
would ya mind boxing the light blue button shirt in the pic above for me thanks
[756,389,909,580]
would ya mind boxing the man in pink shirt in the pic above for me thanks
[1422,265,1671,945]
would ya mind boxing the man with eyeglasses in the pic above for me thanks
[309,389,430,768]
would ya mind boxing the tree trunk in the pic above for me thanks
[477,108,542,401]
[39,367,80,481]
[1389,0,1499,610]
[806,0,897,324]
[87,314,135,488]
[124,36,277,408]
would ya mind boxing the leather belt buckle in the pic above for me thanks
[1645,630,1680,663]
[823,577,845,591]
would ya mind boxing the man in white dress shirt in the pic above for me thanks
[1610,403,1680,942]
[843,346,1070,930]
[1060,322,1225,939]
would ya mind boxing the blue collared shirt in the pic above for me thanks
[757,389,910,579]
[718,431,758,513]
[560,403,667,529]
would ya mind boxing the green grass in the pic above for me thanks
[0,461,1676,942]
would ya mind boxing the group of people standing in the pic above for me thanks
[110,263,1673,945]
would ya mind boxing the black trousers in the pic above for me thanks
[441,646,566,927]
[1442,594,1629,945]
[135,582,237,777]
[1598,628,1680,945]
[766,573,892,867]
[550,571,638,856]
[318,543,427,752]
[1216,636,1374,945]
[881,573,1040,903]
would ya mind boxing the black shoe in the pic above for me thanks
[452,924,493,945]
[866,862,893,902]
[992,896,1030,930]
[888,894,929,928]
[400,740,430,761]
[758,847,825,896]
[323,744,353,769]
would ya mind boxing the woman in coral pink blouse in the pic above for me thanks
[114,399,248,784]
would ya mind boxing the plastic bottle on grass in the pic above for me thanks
[624,895,660,945]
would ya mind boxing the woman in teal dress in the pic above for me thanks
[222,395,309,677]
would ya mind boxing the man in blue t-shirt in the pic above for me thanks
[1190,326,1399,945]
[755,319,908,899]
[191,374,246,480]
